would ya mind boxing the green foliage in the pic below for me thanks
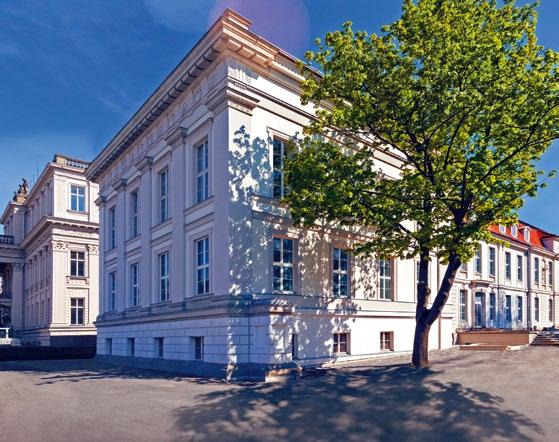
[287,0,559,263]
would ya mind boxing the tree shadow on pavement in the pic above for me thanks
[172,363,543,442]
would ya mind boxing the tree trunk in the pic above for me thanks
[411,252,462,367]
[412,317,431,367]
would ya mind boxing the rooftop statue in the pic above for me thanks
[12,178,29,201]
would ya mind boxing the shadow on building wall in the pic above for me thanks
[228,125,370,365]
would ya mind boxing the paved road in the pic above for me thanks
[0,347,557,441]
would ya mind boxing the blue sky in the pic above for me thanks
[0,0,558,230]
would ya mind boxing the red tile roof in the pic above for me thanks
[489,222,558,251]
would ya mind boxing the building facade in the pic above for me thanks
[453,223,558,332]
[0,155,100,346]
[87,10,456,378]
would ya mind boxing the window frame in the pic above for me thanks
[332,247,350,298]
[489,292,496,322]
[517,296,523,322]
[459,289,467,321]
[69,184,86,212]
[505,295,512,322]
[158,251,170,302]
[475,247,482,274]
[130,190,139,238]
[272,236,295,295]
[488,247,496,277]
[549,298,553,323]
[70,297,85,325]
[108,271,117,311]
[130,262,140,307]
[155,337,164,358]
[535,257,540,286]
[332,332,349,355]
[379,259,393,300]
[195,139,210,204]
[535,297,540,322]
[127,338,135,356]
[193,336,204,361]
[505,251,512,280]
[272,137,288,199]
[380,331,394,352]
[69,251,86,277]
[108,206,117,250]
[195,236,211,296]
[159,168,170,224]
[517,255,523,282]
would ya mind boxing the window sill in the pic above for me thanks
[184,195,215,216]
[151,218,173,232]
[67,209,88,215]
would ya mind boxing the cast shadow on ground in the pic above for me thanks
[172,362,543,442]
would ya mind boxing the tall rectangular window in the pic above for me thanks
[193,336,204,360]
[517,255,523,281]
[291,333,298,360]
[549,262,553,287]
[517,296,523,322]
[505,252,511,280]
[332,248,350,298]
[535,297,540,322]
[130,191,139,237]
[70,185,86,212]
[108,271,116,311]
[70,298,84,325]
[273,237,294,294]
[535,258,540,286]
[70,251,85,277]
[159,252,170,302]
[127,338,135,356]
[333,332,349,354]
[505,295,512,322]
[272,138,287,199]
[379,259,392,300]
[106,338,112,356]
[196,237,210,295]
[459,290,467,321]
[475,247,482,273]
[549,299,553,322]
[159,169,169,223]
[196,140,209,203]
[130,263,139,307]
[155,337,164,358]
[109,206,116,249]
[489,292,496,321]
[489,247,496,277]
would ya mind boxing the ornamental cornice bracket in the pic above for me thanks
[94,195,106,207]
[135,155,154,173]
[112,178,127,192]
[204,85,260,116]
[165,126,188,150]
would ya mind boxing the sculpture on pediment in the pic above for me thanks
[12,178,29,202]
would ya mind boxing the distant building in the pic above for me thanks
[0,154,100,346]
[453,222,557,331]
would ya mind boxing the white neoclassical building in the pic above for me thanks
[0,154,100,346]
[87,10,456,379]
[453,222,558,332]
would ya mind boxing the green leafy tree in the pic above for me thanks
[286,0,559,366]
